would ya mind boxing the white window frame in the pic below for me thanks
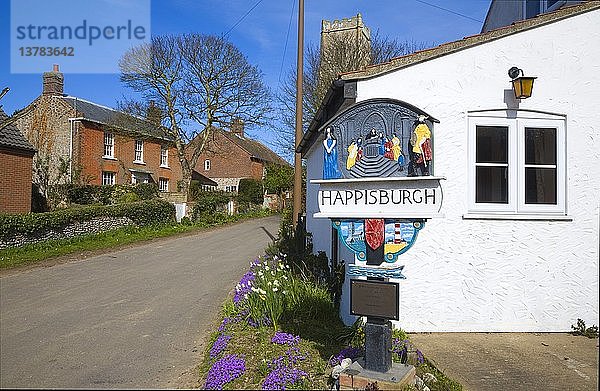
[134,139,144,164]
[467,115,566,217]
[160,146,169,168]
[159,177,169,192]
[102,171,115,186]
[204,159,211,171]
[103,132,114,159]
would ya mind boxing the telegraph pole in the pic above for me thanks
[292,0,304,227]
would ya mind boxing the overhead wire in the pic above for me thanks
[414,0,483,23]
[278,0,296,83]
[223,0,265,37]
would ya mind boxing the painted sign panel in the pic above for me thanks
[312,176,444,219]
[333,219,423,264]
[350,279,400,320]
[320,99,437,180]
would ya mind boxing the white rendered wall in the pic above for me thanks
[305,9,600,331]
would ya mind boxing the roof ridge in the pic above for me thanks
[341,1,600,80]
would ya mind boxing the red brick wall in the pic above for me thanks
[195,131,262,180]
[74,122,182,188]
[0,149,33,214]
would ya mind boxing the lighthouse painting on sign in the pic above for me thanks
[333,219,424,264]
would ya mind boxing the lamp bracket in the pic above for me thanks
[508,67,522,80]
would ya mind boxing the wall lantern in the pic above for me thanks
[508,66,537,99]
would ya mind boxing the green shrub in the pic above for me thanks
[0,199,175,240]
[131,183,158,200]
[63,183,158,206]
[238,178,264,205]
[191,191,233,220]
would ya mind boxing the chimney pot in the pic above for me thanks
[53,64,59,72]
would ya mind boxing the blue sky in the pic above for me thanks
[0,0,490,151]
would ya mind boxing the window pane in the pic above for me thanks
[525,168,556,204]
[476,166,508,203]
[525,127,556,165]
[476,126,508,163]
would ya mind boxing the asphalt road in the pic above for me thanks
[0,215,280,389]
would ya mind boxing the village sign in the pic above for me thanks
[309,98,444,373]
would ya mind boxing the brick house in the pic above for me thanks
[14,65,182,193]
[194,120,290,192]
[0,107,37,214]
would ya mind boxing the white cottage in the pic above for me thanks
[299,2,599,332]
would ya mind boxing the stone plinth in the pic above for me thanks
[340,360,415,390]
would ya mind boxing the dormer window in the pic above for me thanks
[204,159,211,171]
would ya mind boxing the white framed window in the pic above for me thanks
[159,177,169,192]
[467,115,565,216]
[102,171,115,186]
[160,146,169,167]
[204,159,211,171]
[134,140,144,163]
[103,132,114,158]
[225,185,237,193]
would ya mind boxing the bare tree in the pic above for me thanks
[119,34,271,194]
[274,31,432,159]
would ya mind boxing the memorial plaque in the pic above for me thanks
[350,279,399,320]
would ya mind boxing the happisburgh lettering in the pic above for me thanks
[320,188,436,206]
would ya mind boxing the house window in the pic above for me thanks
[225,185,237,193]
[159,177,169,192]
[204,159,211,171]
[103,132,114,158]
[134,140,144,163]
[102,171,115,186]
[160,146,169,167]
[468,116,565,216]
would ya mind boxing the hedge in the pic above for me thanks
[63,183,159,205]
[238,178,264,205]
[0,199,175,240]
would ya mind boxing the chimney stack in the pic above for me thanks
[43,64,64,96]
[231,118,244,137]
[146,100,162,126]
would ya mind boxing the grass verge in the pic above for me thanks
[0,210,274,270]
[199,254,463,390]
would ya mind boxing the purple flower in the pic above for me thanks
[205,354,246,390]
[416,349,424,366]
[262,343,308,389]
[234,270,255,304]
[329,346,363,366]
[271,331,300,346]
[210,334,231,359]
[262,367,308,390]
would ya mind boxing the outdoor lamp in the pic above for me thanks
[508,66,537,99]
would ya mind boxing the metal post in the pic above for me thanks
[292,0,304,227]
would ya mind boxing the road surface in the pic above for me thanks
[0,215,280,388]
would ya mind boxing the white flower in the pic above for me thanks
[283,275,288,280]
[273,287,279,292]
[244,294,248,300]
[283,290,288,295]
[251,287,259,292]
[273,280,280,286]
[278,263,285,270]
[271,271,276,276]
[236,283,241,290]
[258,271,263,277]
[258,288,266,295]
[265,265,270,271]
[267,281,272,286]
